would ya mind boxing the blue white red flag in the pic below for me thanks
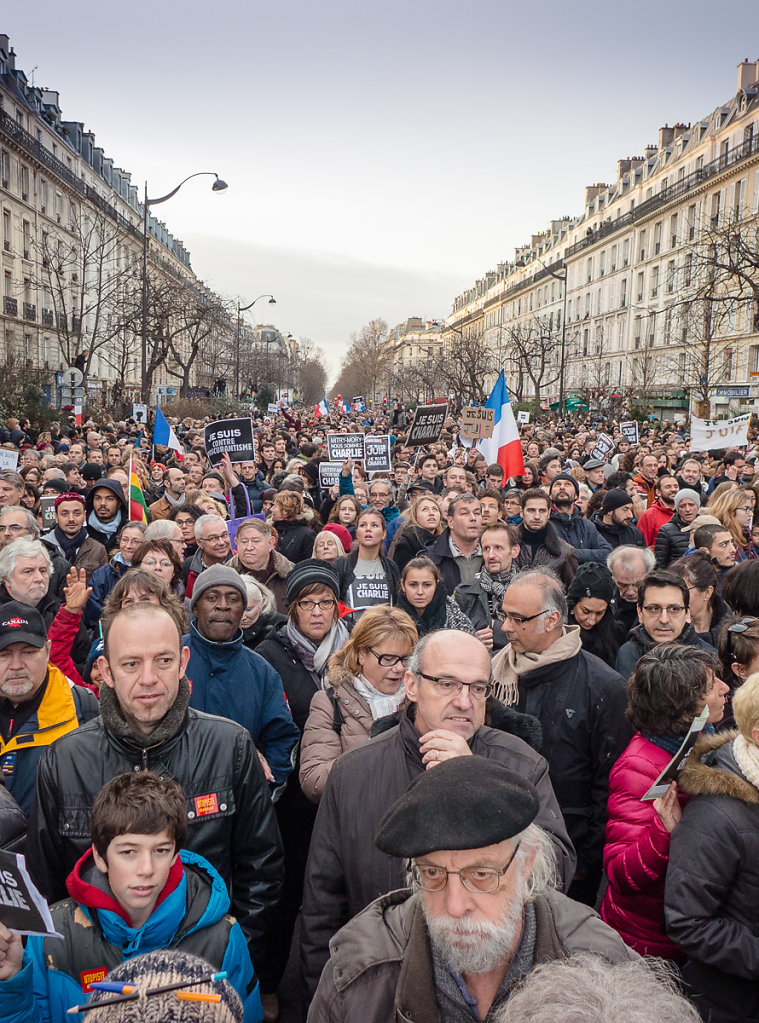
[476,371,525,478]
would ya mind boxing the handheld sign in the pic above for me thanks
[620,420,639,445]
[690,413,750,453]
[0,850,61,938]
[407,402,449,447]
[204,418,255,467]
[364,436,392,473]
[40,495,57,532]
[516,410,530,425]
[132,403,148,424]
[590,432,614,462]
[642,706,710,801]
[318,462,343,489]
[327,433,366,463]
[461,407,495,441]
[0,449,19,470]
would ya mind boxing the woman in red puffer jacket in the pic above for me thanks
[600,643,729,959]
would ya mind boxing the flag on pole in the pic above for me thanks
[153,407,182,454]
[128,457,149,523]
[476,371,525,478]
[314,399,329,418]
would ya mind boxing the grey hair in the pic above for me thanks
[144,520,178,543]
[0,470,23,489]
[407,629,489,677]
[447,492,481,517]
[496,954,701,1023]
[369,477,395,498]
[606,544,655,575]
[0,504,40,539]
[0,538,52,581]
[241,575,276,616]
[507,567,567,626]
[577,483,592,500]
[516,823,558,902]
[195,513,227,541]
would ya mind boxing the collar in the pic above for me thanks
[449,534,481,560]
[99,675,191,747]
[189,620,243,654]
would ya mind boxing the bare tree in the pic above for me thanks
[333,318,392,400]
[503,316,564,402]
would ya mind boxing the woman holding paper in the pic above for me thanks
[600,644,728,959]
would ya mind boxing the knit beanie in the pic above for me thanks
[549,472,580,495]
[285,558,340,606]
[87,949,242,1022]
[602,488,633,514]
[566,562,615,607]
[321,522,353,553]
[674,488,701,511]
[300,461,319,484]
[190,564,247,610]
[280,474,304,493]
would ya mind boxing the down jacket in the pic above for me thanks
[600,733,686,959]
[550,509,613,564]
[653,512,690,567]
[300,707,576,997]
[665,730,759,1023]
[512,522,578,589]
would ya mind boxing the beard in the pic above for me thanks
[552,496,574,512]
[423,877,526,975]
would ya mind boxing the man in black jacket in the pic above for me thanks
[607,544,656,636]
[26,602,283,973]
[425,493,483,594]
[84,477,128,551]
[590,489,645,550]
[549,475,612,565]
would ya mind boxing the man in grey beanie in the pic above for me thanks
[654,489,701,568]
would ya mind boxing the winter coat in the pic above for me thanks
[590,510,646,550]
[310,887,636,1022]
[453,575,510,649]
[550,509,613,564]
[388,525,438,573]
[185,622,300,789]
[26,682,284,970]
[600,733,687,959]
[491,644,631,880]
[632,472,657,507]
[424,528,483,596]
[615,622,714,679]
[242,610,286,651]
[84,553,130,626]
[654,512,690,567]
[397,582,476,638]
[182,546,234,598]
[333,547,400,610]
[229,550,293,614]
[47,606,100,692]
[84,477,129,550]
[0,848,262,1023]
[665,731,759,1023]
[39,536,72,601]
[300,707,576,997]
[146,492,178,520]
[273,516,315,564]
[0,783,26,853]
[636,499,674,549]
[43,529,108,583]
[568,607,626,668]
[0,664,98,816]
[513,522,578,589]
[610,589,639,638]
[240,469,270,513]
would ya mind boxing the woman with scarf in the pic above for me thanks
[388,496,443,572]
[567,562,625,667]
[299,604,418,803]
[600,644,728,960]
[254,559,351,1020]
[397,556,476,638]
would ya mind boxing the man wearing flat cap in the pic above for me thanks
[308,758,634,1023]
[549,475,612,565]
[301,629,575,998]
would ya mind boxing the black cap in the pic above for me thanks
[602,488,633,514]
[549,472,580,495]
[409,479,435,494]
[375,756,539,857]
[81,463,103,481]
[0,602,47,651]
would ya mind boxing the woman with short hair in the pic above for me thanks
[271,490,315,564]
[669,551,730,647]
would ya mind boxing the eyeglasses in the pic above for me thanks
[369,649,411,667]
[0,524,29,534]
[201,533,229,544]
[413,843,520,893]
[141,558,173,570]
[297,598,336,612]
[416,671,491,700]
[502,608,551,627]
[641,604,686,616]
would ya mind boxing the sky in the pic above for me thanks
[6,2,759,378]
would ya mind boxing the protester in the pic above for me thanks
[512,489,577,588]
[271,491,317,564]
[45,492,108,581]
[147,466,187,520]
[388,495,443,572]
[632,453,659,507]
[398,556,476,637]
[85,521,147,625]
[654,488,702,567]
[333,507,400,612]
[694,522,739,578]
[591,489,646,550]
[183,513,233,597]
[454,522,520,652]
[566,562,624,667]
[709,487,757,561]
[239,576,285,650]
[636,474,678,548]
[230,518,293,614]
[425,492,484,594]
[85,477,129,550]
[669,551,730,647]
[312,528,347,561]
[132,537,185,600]
[606,544,655,636]
[549,474,612,564]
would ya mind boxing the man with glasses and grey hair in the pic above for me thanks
[308,758,633,1023]
[492,568,630,907]
[301,628,575,999]
[182,513,233,598]
[0,506,69,600]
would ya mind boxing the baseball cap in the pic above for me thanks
[0,602,47,651]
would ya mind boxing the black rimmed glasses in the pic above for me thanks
[369,649,411,667]
[413,843,521,893]
[415,671,492,700]
[502,608,551,627]
[297,599,337,612]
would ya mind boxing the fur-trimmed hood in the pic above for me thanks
[678,729,759,805]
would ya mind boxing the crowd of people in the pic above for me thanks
[0,402,757,1021]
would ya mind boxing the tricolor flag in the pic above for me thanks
[128,457,149,523]
[314,399,329,418]
[153,407,182,454]
[476,371,525,478]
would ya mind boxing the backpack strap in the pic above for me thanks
[326,688,344,736]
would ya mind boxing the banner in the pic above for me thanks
[0,850,61,938]
[407,402,449,447]
[461,407,495,441]
[590,432,615,462]
[620,420,639,445]
[326,433,366,462]
[516,411,530,425]
[364,436,392,473]
[204,418,255,467]
[40,495,57,532]
[0,450,19,470]
[318,462,343,489]
[690,413,750,452]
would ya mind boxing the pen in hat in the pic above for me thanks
[66,970,228,1014]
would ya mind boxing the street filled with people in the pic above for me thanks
[0,399,757,1022]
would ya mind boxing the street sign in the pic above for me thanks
[61,366,83,388]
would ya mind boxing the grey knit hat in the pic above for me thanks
[674,488,701,511]
[190,564,247,610]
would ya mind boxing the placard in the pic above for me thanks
[461,407,495,441]
[0,449,19,470]
[132,403,148,424]
[516,411,530,425]
[327,433,366,462]
[318,462,343,489]
[364,435,392,473]
[0,850,61,938]
[40,495,57,532]
[590,432,614,462]
[690,413,750,453]
[642,706,709,800]
[620,420,639,445]
[407,402,449,447]
[203,417,255,467]
[267,403,278,413]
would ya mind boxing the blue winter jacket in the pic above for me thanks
[550,509,613,565]
[241,471,270,513]
[0,848,262,1022]
[84,554,130,627]
[185,622,300,788]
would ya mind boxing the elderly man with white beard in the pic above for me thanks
[308,757,635,1023]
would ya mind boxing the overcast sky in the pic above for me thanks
[6,2,759,377]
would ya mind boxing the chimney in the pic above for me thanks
[585,184,602,204]
[617,158,631,178]
[658,124,675,149]
[644,144,658,159]
[7,46,16,71]
[737,58,756,93]
[673,122,690,139]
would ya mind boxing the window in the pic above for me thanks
[734,178,746,220]
[667,260,675,294]
[639,230,646,261]
[636,272,644,303]
[684,253,693,288]
[610,245,617,271]
[587,257,593,283]
[599,251,606,277]
[711,191,722,228]
[22,220,30,260]
[688,203,697,240]
[664,306,673,343]
[634,317,641,349]
[678,351,687,378]
[723,348,734,381]
[622,239,630,267]
[620,278,628,308]
[2,208,10,252]
[40,178,48,214]
[654,222,662,255]
[0,149,8,189]
[670,213,678,248]
[583,329,589,356]
[754,170,759,214]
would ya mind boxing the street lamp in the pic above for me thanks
[141,172,228,402]
[236,294,276,399]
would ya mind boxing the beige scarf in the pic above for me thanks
[491,625,583,706]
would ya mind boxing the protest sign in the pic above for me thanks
[407,402,449,447]
[0,850,61,937]
[364,435,392,473]
[40,495,57,532]
[642,706,709,800]
[0,449,19,470]
[131,403,148,424]
[267,403,278,413]
[318,461,343,489]
[460,407,495,441]
[347,575,392,611]
[620,420,639,445]
[690,413,750,453]
[327,433,366,462]
[203,418,255,467]
[591,432,615,462]
[516,410,530,425]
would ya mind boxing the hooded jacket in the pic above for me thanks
[550,508,613,564]
[590,510,646,550]
[665,731,759,1023]
[615,622,714,679]
[185,621,299,789]
[0,848,261,1023]
[84,478,129,550]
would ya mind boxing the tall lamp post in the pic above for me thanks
[141,171,228,402]
[235,294,276,399]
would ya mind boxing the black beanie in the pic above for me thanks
[566,562,615,607]
[285,558,340,606]
[602,488,633,514]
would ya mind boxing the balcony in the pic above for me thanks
[3,296,17,316]
[41,308,54,325]
[23,302,36,321]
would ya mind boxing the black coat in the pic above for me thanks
[615,622,714,679]
[654,513,690,568]
[425,528,482,596]
[272,517,315,564]
[333,548,400,609]
[453,576,510,650]
[568,607,626,668]
[590,511,646,550]
[0,782,26,853]
[388,525,438,573]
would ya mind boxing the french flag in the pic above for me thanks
[476,371,524,478]
[314,399,329,418]
[153,407,182,455]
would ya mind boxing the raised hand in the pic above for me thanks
[63,566,92,615]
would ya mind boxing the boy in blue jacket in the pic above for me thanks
[0,771,262,1022]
